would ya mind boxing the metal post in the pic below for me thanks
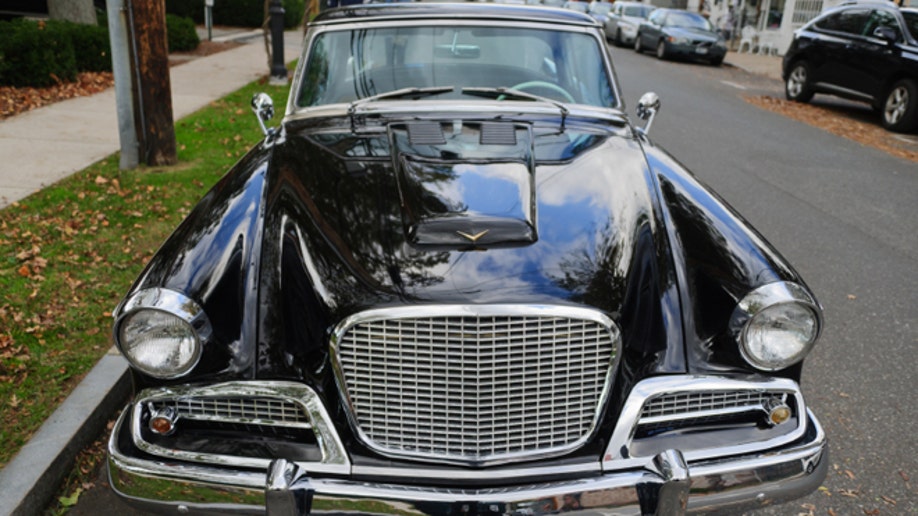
[205,0,214,41]
[106,0,139,170]
[269,0,287,85]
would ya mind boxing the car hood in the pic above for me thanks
[262,114,683,370]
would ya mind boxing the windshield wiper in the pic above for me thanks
[461,87,569,132]
[348,86,455,132]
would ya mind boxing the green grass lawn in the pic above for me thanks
[0,74,293,469]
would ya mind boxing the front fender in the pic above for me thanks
[643,144,815,378]
[118,143,274,386]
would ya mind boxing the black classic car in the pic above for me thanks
[107,3,827,514]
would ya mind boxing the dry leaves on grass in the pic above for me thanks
[0,40,242,121]
[745,95,918,163]
[0,72,115,121]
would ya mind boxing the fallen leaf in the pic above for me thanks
[847,294,857,300]
[881,495,896,505]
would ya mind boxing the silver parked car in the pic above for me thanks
[605,1,654,46]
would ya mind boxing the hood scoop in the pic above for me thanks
[391,121,537,250]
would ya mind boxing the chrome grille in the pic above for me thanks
[152,397,312,428]
[640,390,788,422]
[335,307,618,464]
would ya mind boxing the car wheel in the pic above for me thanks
[785,61,814,103]
[634,33,643,53]
[709,56,724,66]
[881,79,918,133]
[615,29,623,47]
[656,40,668,60]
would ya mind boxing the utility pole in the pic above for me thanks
[126,0,177,166]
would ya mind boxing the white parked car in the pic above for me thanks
[606,1,654,46]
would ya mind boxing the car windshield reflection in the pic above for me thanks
[296,25,615,108]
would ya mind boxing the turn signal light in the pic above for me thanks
[148,405,178,435]
[764,397,792,426]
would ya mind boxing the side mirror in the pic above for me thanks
[872,26,898,45]
[636,92,661,135]
[251,92,275,136]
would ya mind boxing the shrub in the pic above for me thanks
[51,20,111,73]
[166,0,304,29]
[166,14,200,52]
[0,19,78,87]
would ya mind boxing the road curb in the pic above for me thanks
[0,348,130,516]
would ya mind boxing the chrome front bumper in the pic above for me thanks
[108,410,827,516]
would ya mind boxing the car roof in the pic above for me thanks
[312,2,598,27]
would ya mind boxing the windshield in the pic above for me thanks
[904,11,918,40]
[297,25,615,108]
[623,5,653,18]
[664,11,714,30]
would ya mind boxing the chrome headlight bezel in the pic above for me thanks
[730,282,822,371]
[114,288,212,379]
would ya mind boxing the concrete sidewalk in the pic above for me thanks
[724,50,783,82]
[0,30,303,209]
[0,31,303,516]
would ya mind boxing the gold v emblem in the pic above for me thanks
[456,229,489,243]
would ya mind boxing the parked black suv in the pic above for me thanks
[782,2,918,133]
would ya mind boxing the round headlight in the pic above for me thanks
[115,288,211,379]
[119,310,201,378]
[732,283,822,371]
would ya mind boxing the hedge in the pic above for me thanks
[0,20,73,87]
[166,0,304,29]
[0,13,202,87]
[166,14,200,52]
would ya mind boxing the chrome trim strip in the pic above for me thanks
[811,82,874,102]
[603,375,807,471]
[351,460,601,481]
[108,410,828,515]
[130,382,350,475]
[330,304,622,467]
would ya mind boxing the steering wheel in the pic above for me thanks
[506,81,576,103]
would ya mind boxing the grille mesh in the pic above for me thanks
[337,313,616,463]
[153,397,311,428]
[640,390,786,420]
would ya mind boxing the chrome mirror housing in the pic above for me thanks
[251,92,275,136]
[636,92,661,136]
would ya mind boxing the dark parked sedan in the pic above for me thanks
[107,3,827,515]
[783,2,918,133]
[635,8,727,65]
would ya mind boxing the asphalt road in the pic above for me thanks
[68,49,917,515]
[611,47,918,514]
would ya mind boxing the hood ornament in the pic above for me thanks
[457,230,489,243]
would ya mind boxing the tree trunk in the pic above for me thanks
[128,0,177,166]
[47,0,97,25]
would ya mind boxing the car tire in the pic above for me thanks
[634,33,643,53]
[881,79,918,133]
[785,61,814,103]
[709,56,724,66]
[615,29,623,47]
[656,40,668,60]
